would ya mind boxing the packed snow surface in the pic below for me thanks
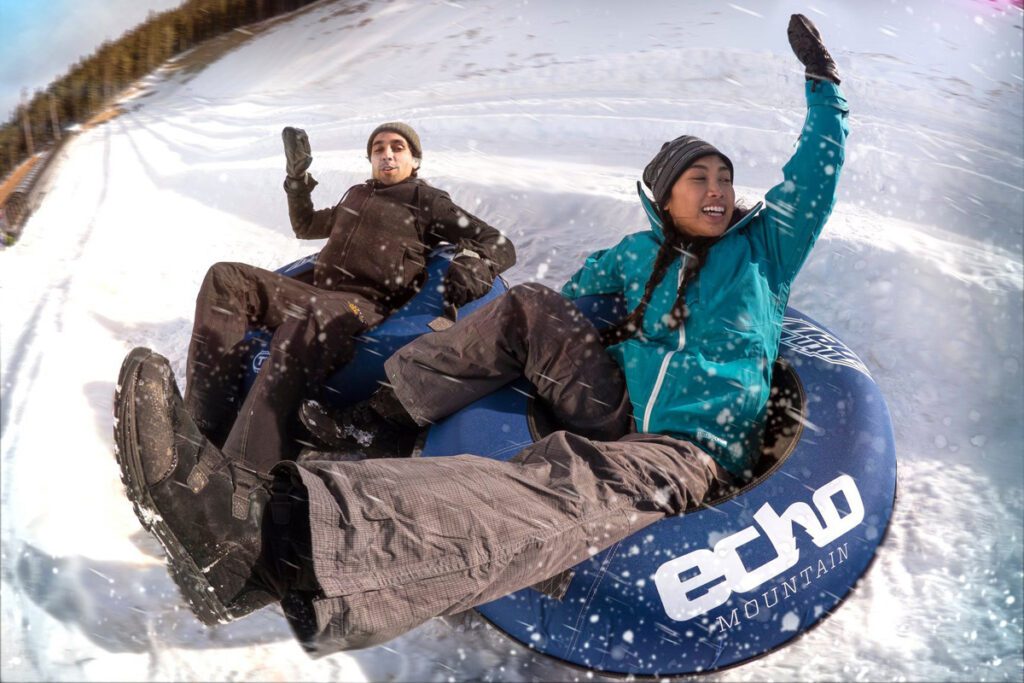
[2,0,1021,680]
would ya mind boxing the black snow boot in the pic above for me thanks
[113,347,282,625]
[299,387,419,458]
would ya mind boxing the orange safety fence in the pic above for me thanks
[0,155,41,207]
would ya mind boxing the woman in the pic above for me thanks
[112,15,848,656]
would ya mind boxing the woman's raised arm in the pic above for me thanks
[749,15,850,286]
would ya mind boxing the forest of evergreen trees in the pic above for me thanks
[0,0,320,180]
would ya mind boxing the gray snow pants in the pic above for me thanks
[279,283,730,654]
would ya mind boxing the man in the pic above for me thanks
[183,122,515,478]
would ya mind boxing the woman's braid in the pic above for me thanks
[600,209,724,347]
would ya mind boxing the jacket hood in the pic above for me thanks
[636,181,763,243]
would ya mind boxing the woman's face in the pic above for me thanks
[664,155,735,238]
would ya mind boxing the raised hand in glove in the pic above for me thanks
[787,14,841,86]
[443,252,496,309]
[282,126,313,179]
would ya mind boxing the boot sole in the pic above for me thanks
[113,348,231,626]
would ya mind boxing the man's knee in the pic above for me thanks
[200,261,251,295]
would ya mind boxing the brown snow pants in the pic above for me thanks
[279,283,731,655]
[184,262,383,473]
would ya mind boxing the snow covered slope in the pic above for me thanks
[2,0,1021,680]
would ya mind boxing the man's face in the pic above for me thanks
[370,132,417,185]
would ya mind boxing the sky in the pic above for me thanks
[0,0,184,121]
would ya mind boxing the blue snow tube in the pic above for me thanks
[241,246,508,404]
[420,295,898,676]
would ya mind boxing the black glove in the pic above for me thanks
[282,126,313,179]
[442,253,495,308]
[787,14,841,86]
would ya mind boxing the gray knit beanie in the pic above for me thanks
[643,135,734,207]
[366,122,422,160]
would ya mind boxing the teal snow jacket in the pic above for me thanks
[562,81,850,477]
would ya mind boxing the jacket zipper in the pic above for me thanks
[642,255,688,433]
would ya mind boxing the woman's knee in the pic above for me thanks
[508,282,558,303]
[507,282,579,323]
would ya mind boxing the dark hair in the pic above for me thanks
[600,203,749,347]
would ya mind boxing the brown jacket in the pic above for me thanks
[286,175,515,307]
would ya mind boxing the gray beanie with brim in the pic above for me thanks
[643,135,734,207]
[367,122,422,160]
